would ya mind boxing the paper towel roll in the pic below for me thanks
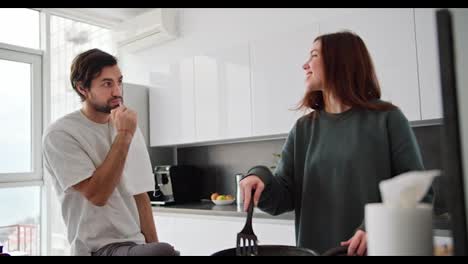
[365,203,433,256]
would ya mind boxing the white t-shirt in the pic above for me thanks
[42,110,150,256]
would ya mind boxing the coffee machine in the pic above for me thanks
[149,165,202,205]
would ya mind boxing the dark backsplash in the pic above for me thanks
[177,140,285,199]
[412,125,442,170]
[175,124,443,199]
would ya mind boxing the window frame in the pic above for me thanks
[0,43,43,183]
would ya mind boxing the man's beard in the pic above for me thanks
[91,97,123,114]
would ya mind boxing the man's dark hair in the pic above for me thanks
[70,49,118,102]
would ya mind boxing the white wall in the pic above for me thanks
[120,8,378,86]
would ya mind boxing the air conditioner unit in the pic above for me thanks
[113,8,178,53]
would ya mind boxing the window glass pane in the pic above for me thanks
[0,59,31,173]
[0,8,40,50]
[0,186,41,256]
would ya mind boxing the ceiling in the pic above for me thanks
[36,8,155,28]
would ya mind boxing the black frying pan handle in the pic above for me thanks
[321,245,349,256]
[246,190,255,226]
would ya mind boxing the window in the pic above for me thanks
[0,9,43,256]
[0,60,31,173]
[0,43,42,256]
[0,8,40,50]
[0,186,41,256]
[0,48,42,182]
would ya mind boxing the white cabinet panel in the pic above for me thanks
[172,215,241,256]
[153,212,295,256]
[149,58,196,146]
[250,25,319,136]
[123,83,150,145]
[224,49,252,139]
[149,65,178,146]
[319,9,421,121]
[178,58,197,143]
[153,213,177,246]
[194,43,252,141]
[194,55,221,141]
[252,221,295,246]
[415,8,443,120]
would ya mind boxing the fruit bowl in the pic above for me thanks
[210,193,235,205]
[212,199,235,205]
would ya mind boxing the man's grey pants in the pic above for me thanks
[92,242,179,256]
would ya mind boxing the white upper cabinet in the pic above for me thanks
[250,25,319,136]
[178,58,197,144]
[194,43,252,142]
[193,55,220,142]
[319,9,421,121]
[148,9,442,147]
[149,58,196,146]
[149,65,177,146]
[123,83,150,145]
[415,8,443,120]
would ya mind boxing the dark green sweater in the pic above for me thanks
[247,106,424,254]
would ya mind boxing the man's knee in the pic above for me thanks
[152,242,178,256]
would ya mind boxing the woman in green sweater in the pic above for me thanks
[240,31,424,256]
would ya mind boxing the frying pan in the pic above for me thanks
[211,245,349,256]
[212,190,350,256]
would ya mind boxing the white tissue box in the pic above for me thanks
[365,203,433,256]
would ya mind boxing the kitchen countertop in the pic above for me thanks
[152,200,295,221]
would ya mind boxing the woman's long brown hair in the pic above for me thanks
[298,31,395,112]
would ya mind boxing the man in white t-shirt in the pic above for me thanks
[43,49,177,256]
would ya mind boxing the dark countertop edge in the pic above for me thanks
[151,201,295,221]
[410,118,442,127]
[433,229,452,237]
